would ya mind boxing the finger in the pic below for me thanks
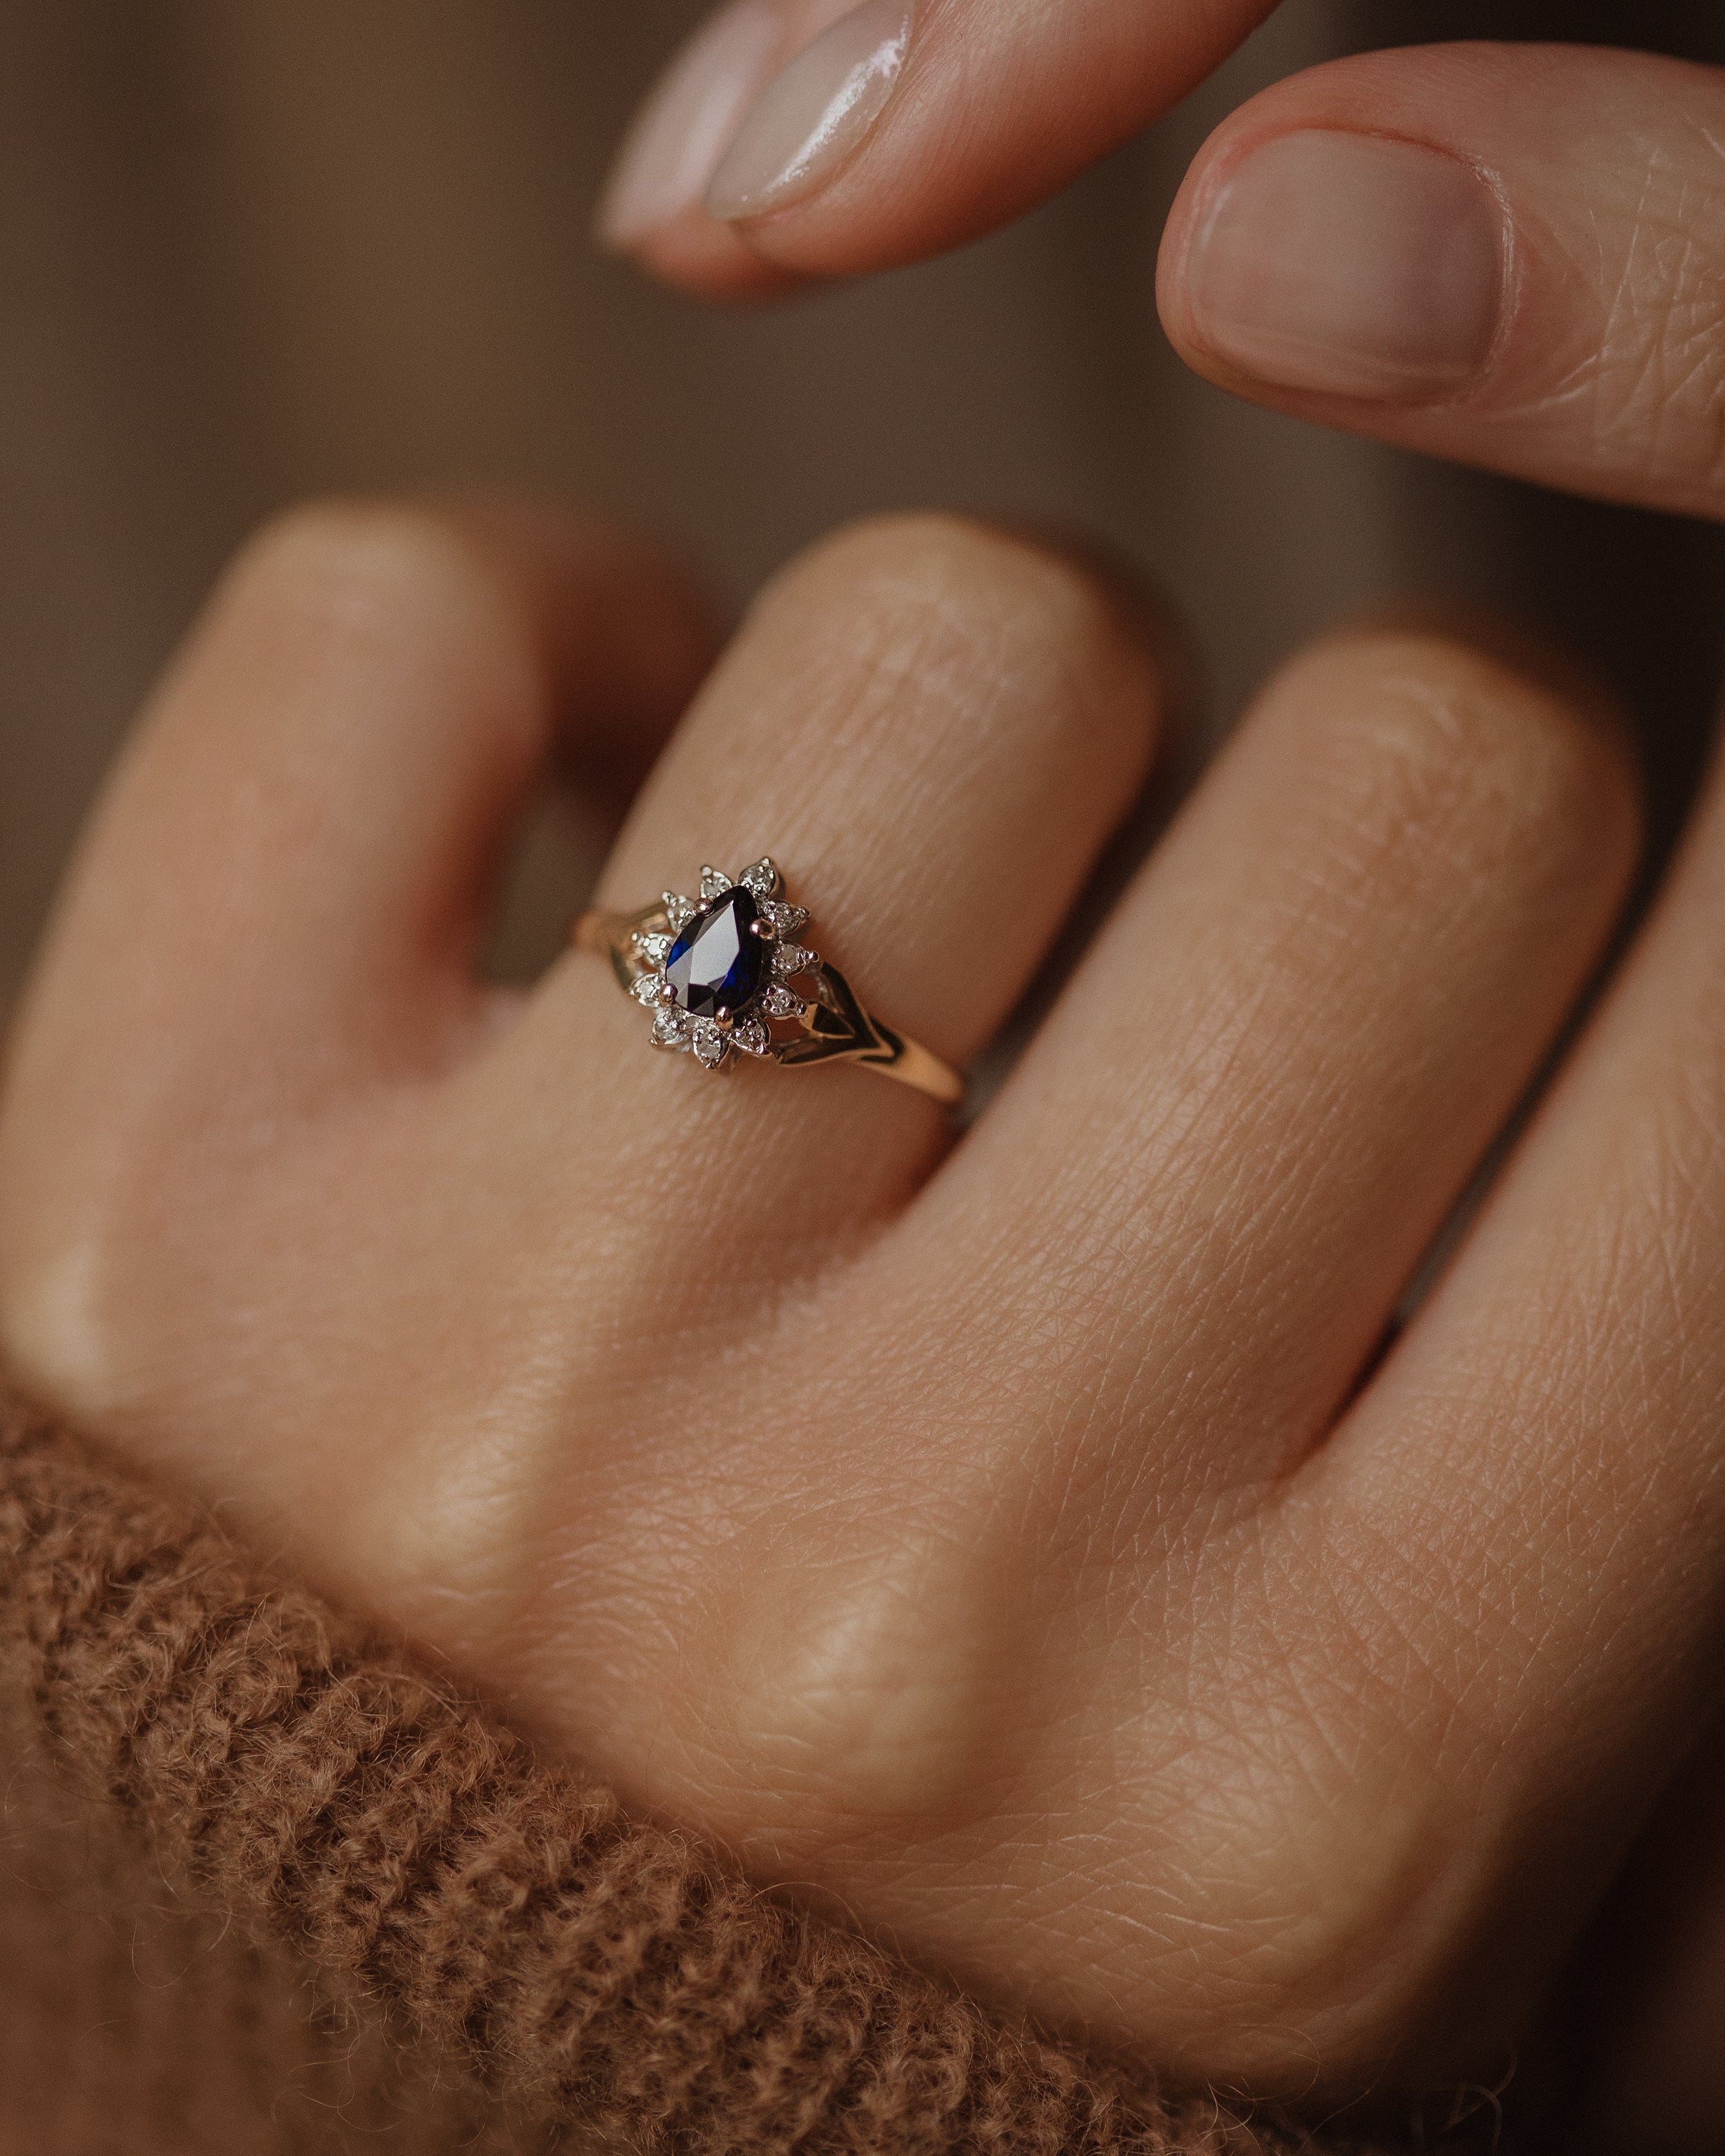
[9,498,718,1104]
[907,623,1639,1506]
[0,498,716,1441]
[636,621,1638,2073]
[595,0,809,299]
[597,0,1277,299]
[510,515,1165,1270]
[1310,721,1725,2087]
[0,506,1163,1623]
[1159,44,1725,519]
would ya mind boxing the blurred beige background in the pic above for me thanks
[1,0,1722,1007]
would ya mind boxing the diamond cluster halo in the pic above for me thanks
[627,857,820,1071]
[573,857,965,1106]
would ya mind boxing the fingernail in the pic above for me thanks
[595,0,785,248]
[1185,131,1505,402]
[705,0,914,222]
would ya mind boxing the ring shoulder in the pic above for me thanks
[573,890,962,1109]
[778,960,885,1067]
[782,963,963,1107]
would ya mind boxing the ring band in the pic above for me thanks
[573,856,963,1108]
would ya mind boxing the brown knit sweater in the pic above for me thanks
[0,1395,1389,2155]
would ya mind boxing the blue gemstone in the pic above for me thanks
[664,886,765,1018]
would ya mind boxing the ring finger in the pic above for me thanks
[566,618,1644,2061]
[495,511,1165,1305]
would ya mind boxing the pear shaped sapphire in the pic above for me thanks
[664,886,766,1018]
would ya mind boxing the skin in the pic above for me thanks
[1,8,1724,2145]
[17,491,1725,2122]
[601,12,1725,2138]
[605,0,1282,296]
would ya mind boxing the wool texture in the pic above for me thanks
[0,1397,1379,2154]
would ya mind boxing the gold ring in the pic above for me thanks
[572,856,963,1108]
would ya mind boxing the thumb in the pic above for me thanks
[595,0,1279,298]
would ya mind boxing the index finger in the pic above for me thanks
[597,0,1279,298]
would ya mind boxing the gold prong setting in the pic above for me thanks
[629,857,822,1074]
[576,862,963,1107]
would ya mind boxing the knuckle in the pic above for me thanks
[1292,633,1639,899]
[214,497,533,683]
[0,1227,116,1428]
[1137,1617,1499,2083]
[756,512,1163,762]
[785,510,1090,613]
[0,1072,132,1438]
[0,1080,155,1434]
[230,495,475,602]
[689,1517,1022,1830]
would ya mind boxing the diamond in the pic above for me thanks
[759,900,807,938]
[665,887,768,1018]
[664,892,696,933]
[632,972,667,1007]
[773,944,816,980]
[633,931,672,967]
[691,1022,727,1068]
[700,866,732,900]
[762,984,803,1018]
[740,858,780,898]
[733,1015,771,1056]
[651,1009,691,1049]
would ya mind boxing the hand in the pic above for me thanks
[14,491,1725,2127]
[604,13,1725,2133]
[599,6,1725,517]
